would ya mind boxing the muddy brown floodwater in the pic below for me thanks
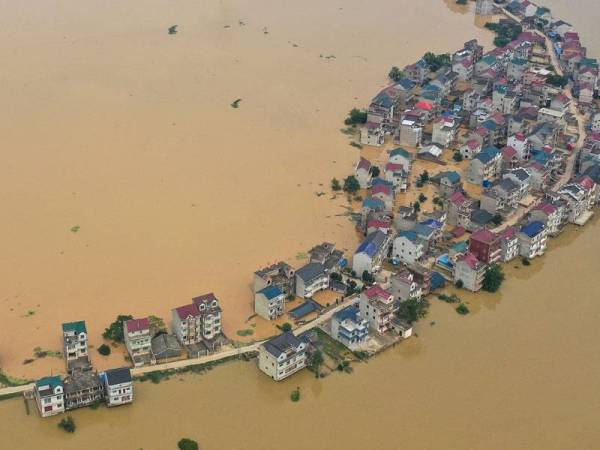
[1,0,600,449]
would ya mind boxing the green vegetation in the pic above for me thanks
[419,170,429,184]
[330,272,342,282]
[103,315,133,343]
[168,25,178,35]
[97,344,111,356]
[455,0,468,4]
[0,371,31,387]
[491,214,503,226]
[149,315,167,334]
[0,392,23,402]
[453,151,463,162]
[484,21,522,47]
[344,108,368,126]
[388,66,404,82]
[290,388,301,402]
[547,73,569,88]
[70,225,80,233]
[236,329,254,337]
[522,257,531,266]
[309,350,324,378]
[413,201,421,212]
[343,175,360,194]
[279,322,292,333]
[58,416,76,433]
[370,166,380,178]
[349,141,363,149]
[456,304,470,315]
[230,98,242,108]
[418,193,427,203]
[455,279,464,289]
[483,264,505,293]
[423,52,451,72]
[396,297,430,323]
[331,178,342,191]
[361,270,375,284]
[178,438,199,450]
[437,293,461,304]
[33,347,61,359]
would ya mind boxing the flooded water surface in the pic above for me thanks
[1,0,600,449]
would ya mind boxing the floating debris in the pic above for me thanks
[168,25,178,35]
[238,20,246,26]
[262,27,269,35]
[70,225,80,233]
[224,25,231,29]
[230,99,242,108]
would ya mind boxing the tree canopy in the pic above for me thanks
[483,264,505,293]
[102,315,133,343]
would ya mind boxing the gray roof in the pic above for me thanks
[103,367,132,386]
[296,262,326,283]
[263,332,303,357]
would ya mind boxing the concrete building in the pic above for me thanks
[254,262,295,297]
[124,318,152,367]
[63,371,104,410]
[62,321,90,372]
[331,305,369,350]
[171,293,223,347]
[100,367,133,407]
[475,0,494,16]
[295,263,329,298]
[390,270,422,302]
[359,286,397,334]
[34,376,65,418]
[469,229,502,264]
[519,221,548,259]
[454,253,487,292]
[255,285,286,320]
[392,230,425,264]
[352,230,392,276]
[258,332,307,381]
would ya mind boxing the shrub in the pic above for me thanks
[453,152,463,162]
[280,323,292,333]
[456,304,470,315]
[396,297,430,323]
[97,344,111,356]
[290,388,301,402]
[344,108,367,126]
[522,257,531,266]
[388,66,404,82]
[178,438,199,450]
[102,315,133,343]
[58,416,76,433]
[455,280,464,289]
[331,178,341,192]
[343,176,360,194]
[483,264,505,293]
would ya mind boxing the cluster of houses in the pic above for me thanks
[34,321,133,418]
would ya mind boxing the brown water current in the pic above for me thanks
[1,0,600,449]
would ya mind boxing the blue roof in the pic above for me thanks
[36,375,62,389]
[258,285,283,300]
[452,241,468,252]
[521,221,545,238]
[289,299,322,320]
[390,147,410,158]
[363,197,385,209]
[431,272,446,290]
[399,230,419,243]
[62,320,86,334]
[373,92,394,108]
[355,230,387,257]
[420,219,443,229]
[371,177,394,188]
[396,78,415,90]
[475,146,500,164]
[444,171,461,184]
[413,223,436,239]
[482,120,498,131]
[333,305,361,323]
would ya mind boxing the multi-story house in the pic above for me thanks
[63,371,104,410]
[558,183,588,223]
[432,115,459,148]
[254,262,295,296]
[258,332,307,381]
[171,293,223,346]
[295,263,329,298]
[530,203,562,236]
[454,253,487,292]
[392,230,425,264]
[519,221,548,259]
[355,157,373,189]
[499,226,520,262]
[390,270,422,302]
[124,318,152,367]
[34,376,65,418]
[467,146,502,185]
[100,367,133,407]
[475,0,494,15]
[255,285,286,320]
[469,228,502,264]
[447,191,475,228]
[352,230,392,276]
[62,321,90,372]
[359,286,397,334]
[331,305,369,350]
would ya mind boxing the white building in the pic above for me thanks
[100,367,133,407]
[34,376,64,418]
[124,318,152,367]
[331,305,369,350]
[172,293,223,346]
[255,285,286,320]
[519,221,548,259]
[352,230,392,276]
[454,253,487,292]
[62,320,89,371]
[359,286,397,334]
[258,332,307,381]
[475,0,494,15]
[392,230,425,264]
[295,262,329,298]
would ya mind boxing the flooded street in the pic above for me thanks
[2,0,600,449]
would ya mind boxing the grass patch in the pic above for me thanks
[236,329,254,337]
[437,293,461,304]
[33,347,62,359]
[0,392,23,402]
[0,371,32,387]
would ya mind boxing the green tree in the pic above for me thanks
[456,304,470,315]
[388,66,404,82]
[361,270,375,284]
[178,438,199,450]
[370,166,380,178]
[290,388,301,402]
[97,344,111,356]
[423,52,451,71]
[453,151,463,162]
[344,108,368,126]
[58,416,76,433]
[331,178,341,191]
[482,264,505,293]
[343,175,360,194]
[148,315,166,334]
[396,298,430,323]
[280,322,292,333]
[102,315,133,343]
[413,201,421,212]
[419,170,429,184]
[418,193,427,203]
[310,350,324,378]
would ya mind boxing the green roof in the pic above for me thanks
[62,320,87,334]
[390,147,410,158]
[36,375,62,389]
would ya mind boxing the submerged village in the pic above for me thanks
[3,0,600,426]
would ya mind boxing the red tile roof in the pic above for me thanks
[449,191,468,206]
[125,318,150,333]
[364,286,392,300]
[471,228,498,245]
[534,203,557,216]
[175,303,200,320]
